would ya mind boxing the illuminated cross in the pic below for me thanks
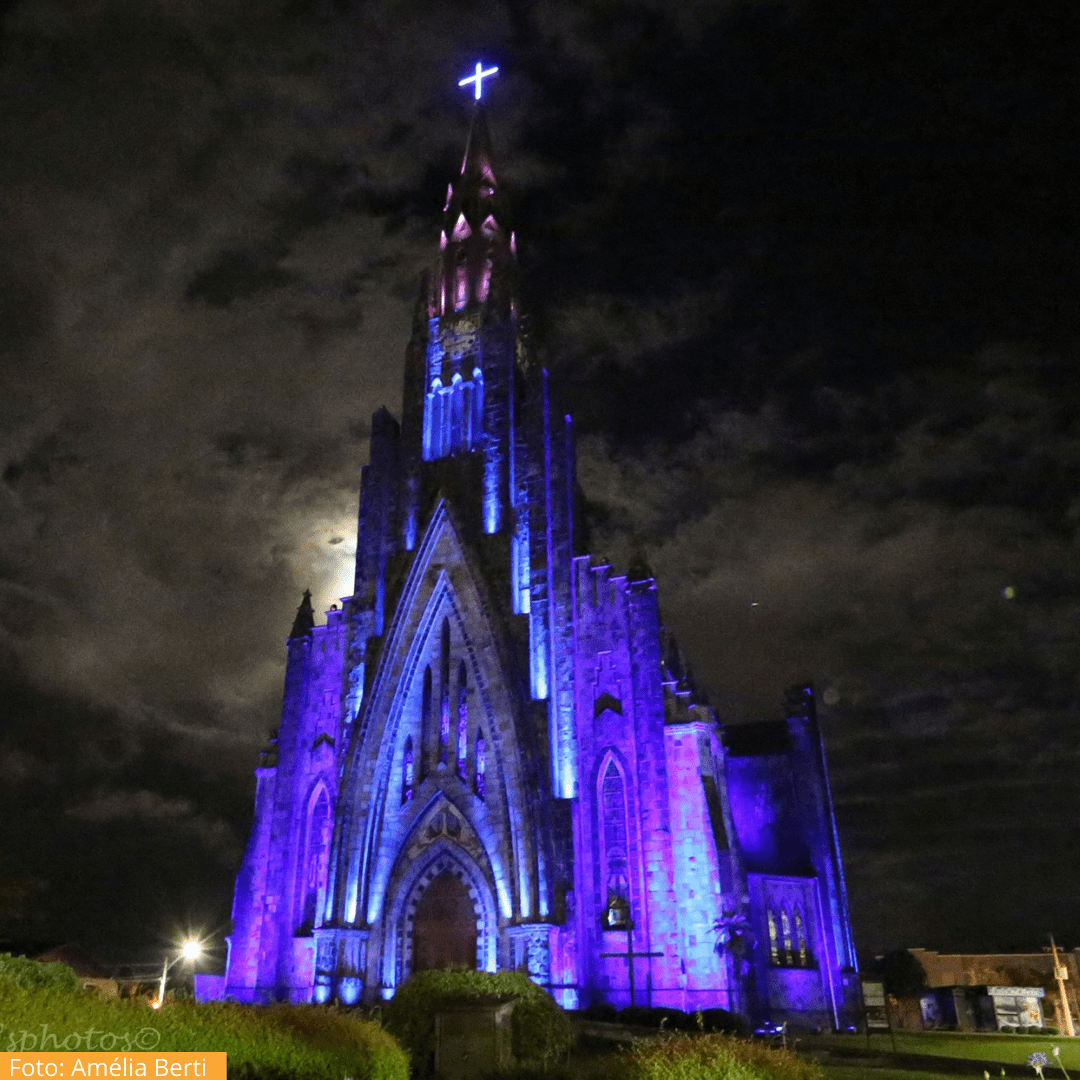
[599,915,663,1009]
[459,62,499,100]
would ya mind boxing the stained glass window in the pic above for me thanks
[601,759,629,913]
[794,905,809,966]
[780,906,794,966]
[768,909,780,964]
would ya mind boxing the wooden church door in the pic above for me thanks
[412,871,477,971]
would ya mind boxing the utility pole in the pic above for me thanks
[1051,934,1075,1037]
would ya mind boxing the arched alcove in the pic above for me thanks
[299,784,332,932]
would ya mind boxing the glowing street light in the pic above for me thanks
[153,939,201,1009]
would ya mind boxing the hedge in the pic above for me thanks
[382,968,572,1078]
[584,1004,749,1037]
[0,955,407,1080]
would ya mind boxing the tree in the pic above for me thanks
[878,950,929,998]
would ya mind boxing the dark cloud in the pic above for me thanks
[0,0,1077,958]
[576,339,1078,950]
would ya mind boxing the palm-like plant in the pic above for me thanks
[712,908,755,971]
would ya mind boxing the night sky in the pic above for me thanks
[1,0,1078,966]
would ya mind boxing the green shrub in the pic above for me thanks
[476,1063,615,1080]
[578,1004,747,1038]
[618,1007,700,1032]
[0,971,408,1080]
[0,953,84,994]
[699,1008,751,1038]
[622,1032,824,1080]
[383,968,573,1078]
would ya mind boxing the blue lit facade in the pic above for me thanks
[217,108,860,1028]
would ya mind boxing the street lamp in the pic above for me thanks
[153,939,201,1008]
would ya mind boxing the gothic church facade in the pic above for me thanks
[218,106,860,1028]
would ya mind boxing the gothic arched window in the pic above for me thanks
[402,736,414,805]
[600,758,630,913]
[439,618,451,766]
[475,729,486,799]
[477,258,492,303]
[794,905,810,966]
[423,386,435,459]
[425,378,444,460]
[456,660,468,782]
[767,909,780,965]
[440,382,451,458]
[449,373,464,454]
[780,906,794,965]
[461,379,474,450]
[420,666,432,779]
[301,787,331,931]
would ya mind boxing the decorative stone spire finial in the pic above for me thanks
[446,104,502,229]
[434,101,514,318]
[288,589,315,640]
[627,547,655,584]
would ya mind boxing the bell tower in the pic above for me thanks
[421,105,517,464]
[393,74,537,564]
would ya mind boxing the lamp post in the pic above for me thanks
[1050,934,1076,1037]
[154,939,201,1009]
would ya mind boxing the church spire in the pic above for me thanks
[434,103,514,317]
[445,105,500,226]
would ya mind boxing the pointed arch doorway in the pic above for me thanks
[383,827,500,987]
[412,870,478,971]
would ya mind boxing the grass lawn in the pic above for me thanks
[547,1048,1017,1080]
[568,1030,1080,1079]
[803,1030,1080,1069]
[820,1068,993,1080]
[822,1068,971,1080]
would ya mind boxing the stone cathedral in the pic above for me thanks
[216,98,860,1028]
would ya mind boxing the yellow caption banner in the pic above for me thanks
[1,1055,226,1080]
